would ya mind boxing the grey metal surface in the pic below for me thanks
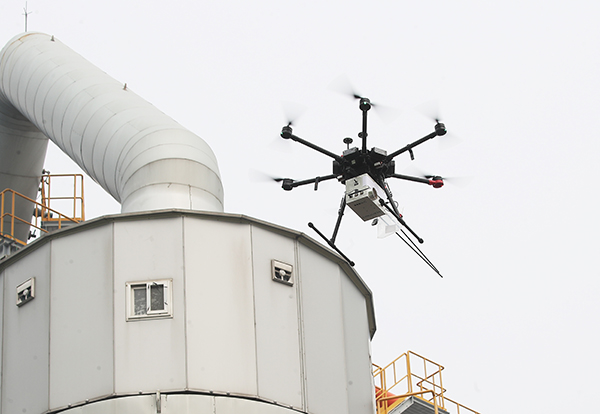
[299,245,350,414]
[48,225,114,407]
[56,393,302,414]
[0,211,377,414]
[0,209,377,338]
[341,272,377,414]
[0,237,20,258]
[1,245,50,414]
[251,226,303,407]
[113,217,187,392]
[183,218,258,395]
[0,98,48,242]
[0,257,3,409]
[391,396,450,414]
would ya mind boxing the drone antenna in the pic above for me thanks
[395,230,443,277]
[23,2,32,32]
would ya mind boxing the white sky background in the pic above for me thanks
[2,1,600,412]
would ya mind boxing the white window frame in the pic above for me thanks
[126,279,173,321]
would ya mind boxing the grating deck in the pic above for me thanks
[390,396,450,414]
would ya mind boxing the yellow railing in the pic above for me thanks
[40,173,85,222]
[1,188,79,246]
[373,351,480,414]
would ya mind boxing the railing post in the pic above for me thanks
[438,362,445,409]
[406,352,413,394]
[72,175,76,220]
[10,190,15,237]
[1,190,4,235]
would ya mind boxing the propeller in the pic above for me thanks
[282,100,307,128]
[416,99,442,123]
[328,75,400,123]
[270,101,307,153]
[422,173,471,188]
[403,165,470,188]
[415,99,461,148]
[328,75,365,101]
[248,169,296,190]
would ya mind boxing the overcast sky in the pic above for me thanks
[2,1,599,413]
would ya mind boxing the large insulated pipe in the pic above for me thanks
[0,95,49,243]
[0,32,223,214]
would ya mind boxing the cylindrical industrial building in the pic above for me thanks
[0,211,376,414]
[0,33,377,414]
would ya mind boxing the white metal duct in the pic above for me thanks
[0,96,48,242]
[0,32,224,214]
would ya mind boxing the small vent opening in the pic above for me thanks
[272,260,293,286]
[16,277,35,307]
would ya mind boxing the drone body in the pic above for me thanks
[277,97,447,276]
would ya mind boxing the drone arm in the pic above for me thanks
[389,174,444,188]
[384,131,437,162]
[281,174,338,191]
[281,126,343,162]
[288,134,343,162]
[384,123,446,163]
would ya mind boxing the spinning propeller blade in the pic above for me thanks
[404,166,470,188]
[328,75,399,122]
[281,100,307,128]
[415,99,461,148]
[248,169,286,183]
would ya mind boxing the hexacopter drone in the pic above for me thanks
[275,96,447,277]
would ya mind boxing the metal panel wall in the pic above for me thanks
[49,225,114,408]
[298,244,350,414]
[1,245,51,414]
[0,263,4,409]
[161,394,214,413]
[0,98,48,242]
[59,394,157,414]
[214,396,298,414]
[0,212,376,414]
[56,394,301,414]
[113,217,187,392]
[183,218,258,395]
[340,270,376,414]
[250,226,303,409]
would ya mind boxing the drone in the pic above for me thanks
[276,96,447,277]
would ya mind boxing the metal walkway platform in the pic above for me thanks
[390,396,449,414]
[0,235,21,260]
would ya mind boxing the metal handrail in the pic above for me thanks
[40,173,85,222]
[1,188,79,246]
[443,395,480,414]
[373,351,480,414]
[377,389,442,414]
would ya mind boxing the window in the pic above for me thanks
[272,260,293,286]
[126,279,172,320]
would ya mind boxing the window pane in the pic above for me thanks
[150,284,165,311]
[133,286,147,315]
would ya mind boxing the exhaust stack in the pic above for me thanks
[0,32,224,215]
